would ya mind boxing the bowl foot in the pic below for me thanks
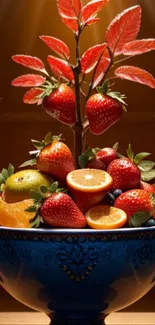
[49,314,106,325]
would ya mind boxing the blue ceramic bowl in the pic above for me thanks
[0,226,155,325]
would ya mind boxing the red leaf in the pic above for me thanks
[57,0,81,32]
[81,43,107,74]
[61,17,78,33]
[23,88,44,104]
[72,0,82,16]
[57,0,81,17]
[85,17,100,26]
[115,66,155,89]
[40,36,70,59]
[105,6,142,56]
[82,0,109,22]
[12,55,46,72]
[122,39,155,56]
[11,74,46,87]
[92,49,110,88]
[47,56,74,82]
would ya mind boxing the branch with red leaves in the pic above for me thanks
[11,1,155,168]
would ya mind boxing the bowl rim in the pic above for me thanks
[0,225,155,235]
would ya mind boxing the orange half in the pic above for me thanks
[85,205,127,229]
[66,169,113,193]
[0,198,35,228]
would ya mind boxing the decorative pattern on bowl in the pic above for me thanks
[0,227,155,325]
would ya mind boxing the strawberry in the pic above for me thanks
[140,181,155,194]
[37,140,74,181]
[43,84,76,125]
[114,189,154,221]
[78,145,118,169]
[27,182,86,228]
[86,93,123,135]
[86,158,106,170]
[86,82,126,135]
[118,143,155,184]
[20,133,75,182]
[96,147,117,167]
[40,192,86,228]
[107,157,141,190]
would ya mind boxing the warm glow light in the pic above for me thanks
[142,1,155,24]
[89,0,125,44]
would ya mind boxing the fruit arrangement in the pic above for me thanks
[1,0,155,230]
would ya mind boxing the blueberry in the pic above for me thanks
[103,192,115,206]
[113,189,123,199]
[145,218,155,227]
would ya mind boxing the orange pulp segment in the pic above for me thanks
[85,205,127,229]
[66,169,113,193]
[0,198,35,228]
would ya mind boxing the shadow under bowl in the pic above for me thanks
[0,226,155,325]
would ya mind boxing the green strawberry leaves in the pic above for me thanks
[125,143,155,182]
[26,205,38,213]
[141,170,155,182]
[129,211,152,228]
[112,142,119,151]
[126,143,151,165]
[31,140,44,150]
[78,147,100,168]
[30,189,43,201]
[134,152,151,165]
[44,132,53,145]
[19,158,37,168]
[19,132,62,169]
[126,143,134,162]
[29,213,41,229]
[97,80,127,108]
[0,164,15,192]
[107,91,127,108]
[138,160,155,172]
[49,181,68,194]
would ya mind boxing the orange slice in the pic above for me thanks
[0,198,35,228]
[85,205,127,229]
[66,169,112,193]
[66,169,113,213]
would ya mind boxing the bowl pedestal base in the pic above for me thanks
[49,314,106,325]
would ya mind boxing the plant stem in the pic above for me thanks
[72,31,83,169]
[114,55,134,66]
[86,46,114,100]
[102,47,114,81]
[86,49,106,100]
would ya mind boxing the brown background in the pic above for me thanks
[0,0,155,312]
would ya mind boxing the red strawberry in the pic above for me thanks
[96,147,117,167]
[140,181,155,194]
[20,133,75,182]
[43,84,76,125]
[40,192,87,228]
[107,158,141,190]
[86,92,123,135]
[86,158,106,170]
[114,189,154,220]
[79,146,117,170]
[37,139,74,181]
